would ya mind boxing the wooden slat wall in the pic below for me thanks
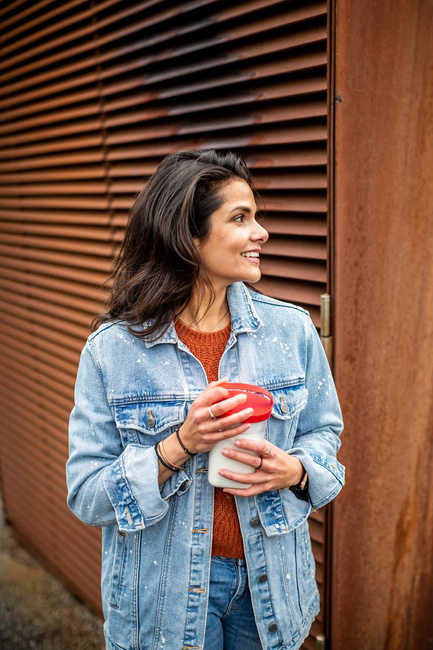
[0,0,330,645]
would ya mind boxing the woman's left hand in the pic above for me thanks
[219,439,304,497]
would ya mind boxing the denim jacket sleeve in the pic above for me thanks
[66,340,192,533]
[287,316,345,509]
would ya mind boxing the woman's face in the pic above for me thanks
[196,179,269,292]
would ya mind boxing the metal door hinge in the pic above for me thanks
[320,294,333,365]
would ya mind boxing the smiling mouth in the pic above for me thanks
[241,252,259,258]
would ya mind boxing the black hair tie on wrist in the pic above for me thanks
[155,442,180,472]
[176,428,196,456]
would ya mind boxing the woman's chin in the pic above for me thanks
[244,270,261,284]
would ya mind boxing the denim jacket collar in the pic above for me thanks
[143,282,263,348]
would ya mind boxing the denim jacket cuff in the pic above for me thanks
[288,447,345,510]
[103,444,191,533]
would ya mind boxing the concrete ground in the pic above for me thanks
[0,498,105,649]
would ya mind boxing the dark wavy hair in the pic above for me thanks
[92,149,258,339]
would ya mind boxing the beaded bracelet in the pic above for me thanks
[175,428,196,456]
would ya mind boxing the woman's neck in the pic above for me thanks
[178,289,230,333]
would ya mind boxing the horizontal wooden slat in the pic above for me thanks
[1,347,75,406]
[0,297,90,340]
[0,233,114,256]
[0,311,84,357]
[0,288,95,327]
[0,318,80,366]
[0,1,325,89]
[260,257,326,283]
[263,236,327,260]
[0,75,327,140]
[0,245,112,273]
[0,0,89,44]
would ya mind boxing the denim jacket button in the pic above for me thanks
[268,623,278,632]
[147,416,156,428]
[250,517,260,528]
[258,573,268,583]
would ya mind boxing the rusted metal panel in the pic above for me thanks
[332,0,433,648]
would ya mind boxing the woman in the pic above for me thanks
[66,149,345,650]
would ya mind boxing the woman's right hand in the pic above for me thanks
[177,378,254,455]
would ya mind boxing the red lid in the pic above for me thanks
[217,382,273,423]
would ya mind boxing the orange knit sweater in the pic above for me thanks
[175,318,245,559]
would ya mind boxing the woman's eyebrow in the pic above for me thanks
[229,205,258,214]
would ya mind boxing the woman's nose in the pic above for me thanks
[252,221,269,243]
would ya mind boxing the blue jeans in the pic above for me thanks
[204,556,262,650]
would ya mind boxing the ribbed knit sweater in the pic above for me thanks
[175,318,245,559]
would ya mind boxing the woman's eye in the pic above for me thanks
[233,215,244,222]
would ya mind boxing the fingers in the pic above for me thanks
[231,438,274,456]
[201,419,251,445]
[208,406,254,431]
[219,467,264,485]
[218,466,273,498]
[223,485,268,497]
[194,387,251,430]
[202,390,248,419]
[221,448,262,468]
[207,377,229,388]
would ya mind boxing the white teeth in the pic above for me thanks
[241,252,259,258]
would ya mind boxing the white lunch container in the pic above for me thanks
[208,383,273,489]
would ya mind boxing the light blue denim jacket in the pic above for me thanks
[66,282,344,650]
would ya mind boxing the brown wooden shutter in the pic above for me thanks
[0,0,330,645]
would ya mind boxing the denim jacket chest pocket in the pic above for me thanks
[266,379,307,450]
[113,398,186,447]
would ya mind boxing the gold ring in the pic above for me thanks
[208,406,217,420]
[264,444,271,457]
